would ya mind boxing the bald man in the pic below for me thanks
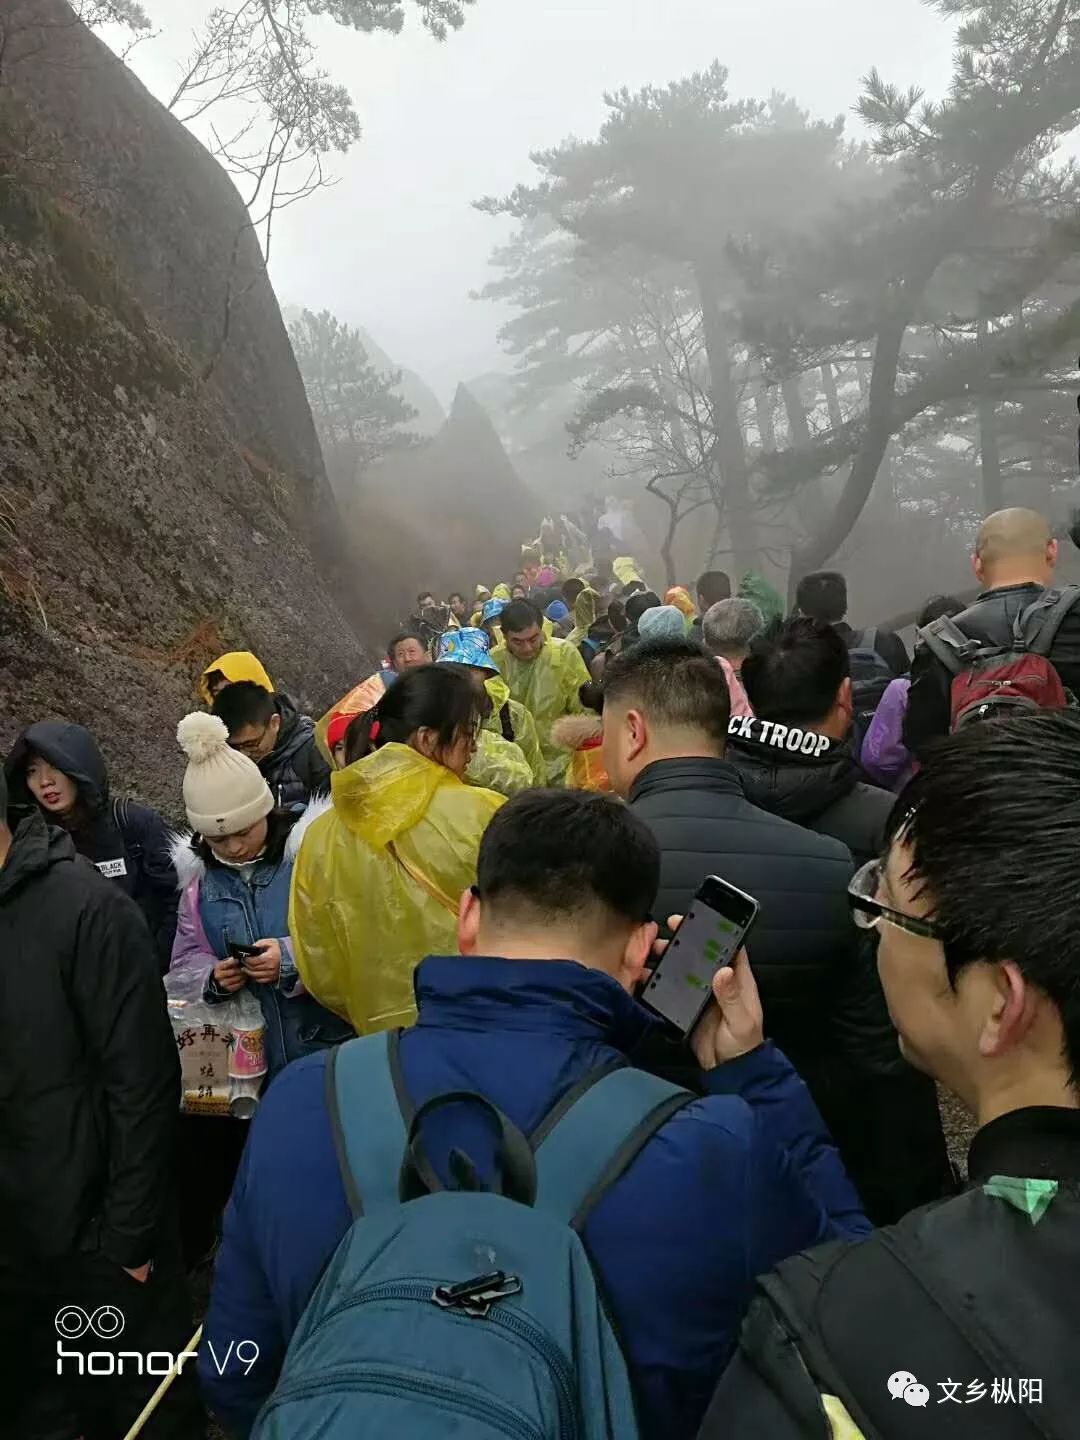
[905,507,1080,754]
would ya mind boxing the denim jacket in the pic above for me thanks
[169,805,352,1076]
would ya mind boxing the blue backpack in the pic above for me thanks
[251,1031,692,1440]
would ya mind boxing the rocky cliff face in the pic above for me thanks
[0,0,371,814]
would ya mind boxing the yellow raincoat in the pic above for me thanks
[466,729,533,797]
[566,588,599,649]
[289,743,504,1034]
[198,651,274,706]
[613,556,645,588]
[484,675,545,786]
[665,586,697,623]
[491,636,591,785]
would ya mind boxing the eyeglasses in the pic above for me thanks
[848,859,946,943]
[229,724,272,758]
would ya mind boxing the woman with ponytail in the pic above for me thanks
[288,665,505,1034]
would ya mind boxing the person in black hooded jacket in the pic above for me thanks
[5,721,179,969]
[731,618,895,867]
[0,763,198,1439]
[211,680,331,807]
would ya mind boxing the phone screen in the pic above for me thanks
[641,878,758,1034]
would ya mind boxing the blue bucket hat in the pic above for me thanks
[436,627,499,674]
[481,597,508,625]
[545,600,570,623]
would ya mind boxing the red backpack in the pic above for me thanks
[917,587,1080,731]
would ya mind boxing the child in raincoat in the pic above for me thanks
[289,666,504,1035]
[491,601,592,786]
[436,628,544,795]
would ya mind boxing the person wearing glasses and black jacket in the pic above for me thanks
[702,713,1080,1440]
[212,680,330,808]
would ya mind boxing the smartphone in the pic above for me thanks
[228,942,263,968]
[640,876,759,1035]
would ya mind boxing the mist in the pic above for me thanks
[123,0,955,403]
[60,0,1080,627]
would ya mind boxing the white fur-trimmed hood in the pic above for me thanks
[170,792,333,892]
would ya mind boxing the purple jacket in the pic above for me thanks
[860,677,913,791]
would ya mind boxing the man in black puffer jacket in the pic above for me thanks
[5,721,179,968]
[602,639,951,1223]
[212,680,331,807]
[0,764,197,1439]
[730,618,894,867]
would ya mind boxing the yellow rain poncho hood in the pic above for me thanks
[484,678,545,786]
[198,651,274,706]
[290,743,504,1034]
[567,587,599,649]
[491,636,591,785]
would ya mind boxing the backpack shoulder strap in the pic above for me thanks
[112,796,142,862]
[499,701,515,743]
[327,1031,413,1219]
[533,1067,693,1229]
[1021,585,1080,658]
[916,614,978,676]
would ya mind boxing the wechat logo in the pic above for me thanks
[887,1371,930,1407]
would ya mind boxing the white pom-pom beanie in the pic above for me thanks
[176,712,274,838]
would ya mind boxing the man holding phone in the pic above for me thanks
[201,789,866,1440]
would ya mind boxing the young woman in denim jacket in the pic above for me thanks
[170,712,352,1078]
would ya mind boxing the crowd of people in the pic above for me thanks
[2,504,1079,1440]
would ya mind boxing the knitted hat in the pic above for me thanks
[176,712,274,838]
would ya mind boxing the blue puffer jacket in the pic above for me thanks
[170,808,352,1076]
[200,956,868,1438]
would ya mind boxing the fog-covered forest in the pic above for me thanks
[3,0,1079,649]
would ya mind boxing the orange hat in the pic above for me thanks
[665,586,697,621]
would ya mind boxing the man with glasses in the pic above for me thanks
[212,679,330,808]
[702,710,1080,1440]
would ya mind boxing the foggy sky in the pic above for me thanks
[125,0,955,405]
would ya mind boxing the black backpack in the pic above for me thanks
[705,1186,1076,1440]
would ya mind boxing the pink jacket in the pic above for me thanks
[719,657,753,720]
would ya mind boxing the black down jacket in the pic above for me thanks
[260,694,331,808]
[725,716,895,867]
[629,757,951,1224]
[5,722,179,969]
[0,814,179,1269]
